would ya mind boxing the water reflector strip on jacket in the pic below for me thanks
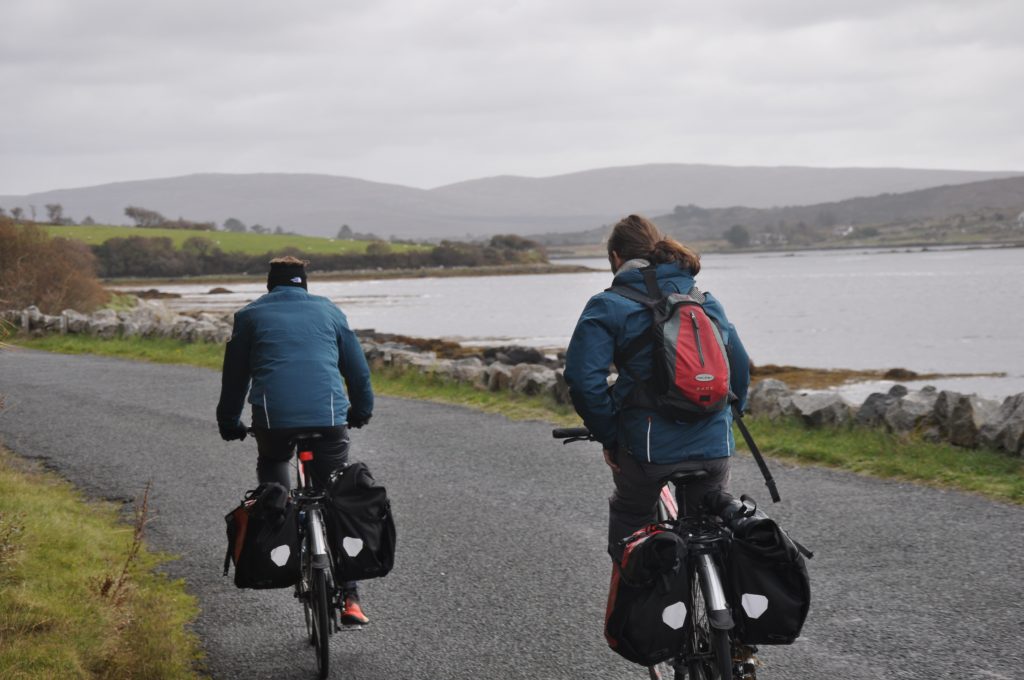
[646,417,653,463]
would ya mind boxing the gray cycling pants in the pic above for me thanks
[608,452,731,560]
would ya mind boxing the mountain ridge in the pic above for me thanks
[2,163,1021,239]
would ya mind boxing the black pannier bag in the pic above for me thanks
[605,526,690,666]
[323,461,396,581]
[724,516,811,644]
[223,483,301,589]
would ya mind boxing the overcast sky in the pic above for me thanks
[2,0,1022,195]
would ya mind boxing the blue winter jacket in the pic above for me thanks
[216,286,374,430]
[564,262,750,464]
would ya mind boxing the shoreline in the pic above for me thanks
[103,262,593,287]
[549,239,1024,259]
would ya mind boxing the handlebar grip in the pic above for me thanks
[552,427,591,439]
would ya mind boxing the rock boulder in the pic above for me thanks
[932,390,1000,449]
[979,394,1024,456]
[882,387,939,435]
[791,392,851,427]
[747,379,797,419]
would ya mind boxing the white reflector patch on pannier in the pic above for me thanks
[342,537,364,557]
[741,593,769,619]
[662,602,688,630]
[270,545,290,567]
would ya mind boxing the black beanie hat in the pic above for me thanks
[267,260,308,291]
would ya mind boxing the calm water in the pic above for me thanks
[132,247,1024,399]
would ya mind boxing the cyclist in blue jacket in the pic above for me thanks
[216,255,374,625]
[564,215,751,558]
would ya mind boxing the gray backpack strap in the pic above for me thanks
[607,284,656,307]
[687,285,707,304]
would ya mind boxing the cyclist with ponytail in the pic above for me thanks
[563,214,751,558]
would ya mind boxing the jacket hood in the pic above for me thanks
[611,261,694,291]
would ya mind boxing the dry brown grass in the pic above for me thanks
[750,363,1005,390]
[0,217,110,313]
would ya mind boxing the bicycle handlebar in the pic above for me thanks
[552,427,592,439]
[552,427,596,445]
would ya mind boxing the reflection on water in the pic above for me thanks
[117,247,1024,398]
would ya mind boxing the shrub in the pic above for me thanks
[0,217,109,313]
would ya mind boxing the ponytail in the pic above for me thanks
[650,237,701,275]
[608,214,701,275]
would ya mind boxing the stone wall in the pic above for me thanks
[2,304,233,343]
[748,379,1023,457]
[2,304,573,407]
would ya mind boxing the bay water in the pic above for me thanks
[132,247,1024,400]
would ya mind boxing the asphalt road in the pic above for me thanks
[1,349,1021,680]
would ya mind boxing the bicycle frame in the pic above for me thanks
[296,449,332,571]
[292,441,337,678]
[651,482,735,680]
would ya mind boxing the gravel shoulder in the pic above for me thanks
[0,348,1021,679]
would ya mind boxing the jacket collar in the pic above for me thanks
[265,285,310,298]
[611,261,693,289]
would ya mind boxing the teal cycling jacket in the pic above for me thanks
[564,262,750,464]
[216,286,373,430]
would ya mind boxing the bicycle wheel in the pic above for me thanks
[310,566,331,678]
[687,570,731,680]
[299,533,315,644]
[300,579,314,644]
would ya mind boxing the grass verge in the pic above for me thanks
[0,446,202,679]
[13,334,1023,505]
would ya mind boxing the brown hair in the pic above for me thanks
[606,214,701,275]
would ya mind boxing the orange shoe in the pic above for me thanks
[340,592,369,626]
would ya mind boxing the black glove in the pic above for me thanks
[347,412,371,429]
[219,421,248,441]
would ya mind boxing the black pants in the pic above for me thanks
[608,452,731,560]
[253,426,358,593]
[253,426,351,490]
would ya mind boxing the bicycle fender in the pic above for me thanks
[708,608,734,630]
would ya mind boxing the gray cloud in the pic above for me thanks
[1,0,1022,194]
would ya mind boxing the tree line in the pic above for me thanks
[91,234,547,278]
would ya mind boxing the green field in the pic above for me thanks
[43,224,428,255]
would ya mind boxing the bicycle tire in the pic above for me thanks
[688,569,731,680]
[300,581,314,644]
[311,566,331,678]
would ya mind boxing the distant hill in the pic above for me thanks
[536,175,1024,247]
[2,164,1021,239]
[654,175,1024,238]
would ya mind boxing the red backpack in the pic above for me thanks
[609,267,731,420]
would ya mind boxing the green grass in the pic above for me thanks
[0,447,202,679]
[43,224,427,255]
[16,335,225,369]
[14,334,1024,505]
[745,416,1024,504]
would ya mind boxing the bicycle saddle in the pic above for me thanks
[289,432,324,445]
[666,470,709,485]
